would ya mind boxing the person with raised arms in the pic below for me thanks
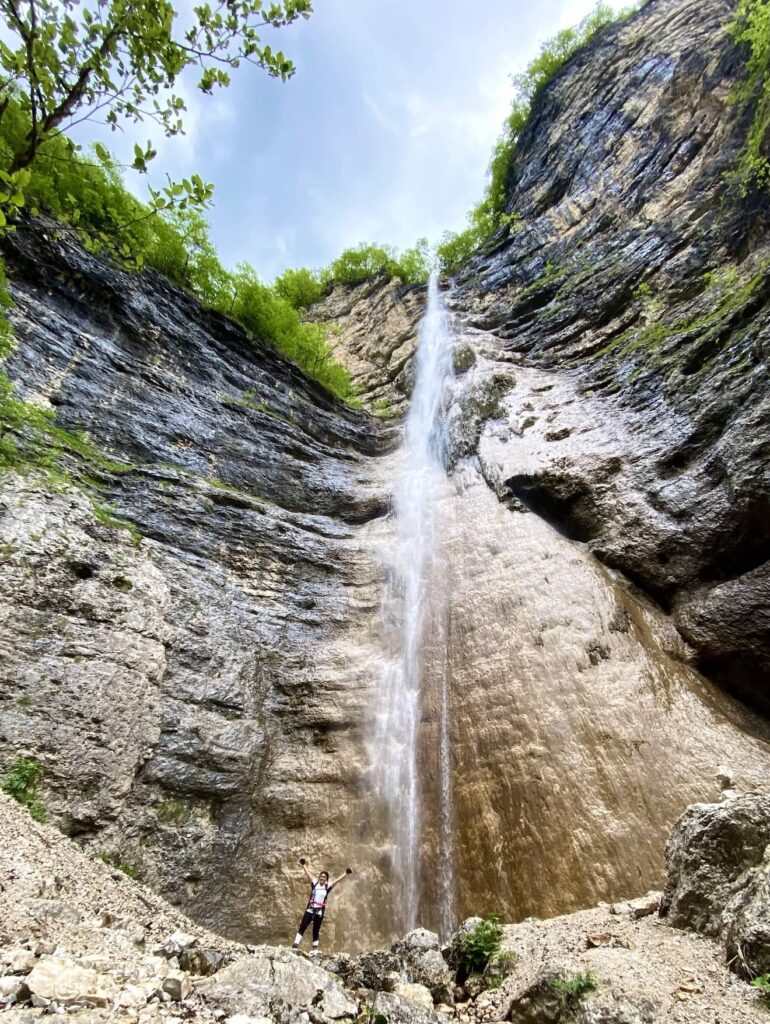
[292,858,352,950]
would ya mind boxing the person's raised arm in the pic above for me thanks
[299,857,314,883]
[331,867,353,888]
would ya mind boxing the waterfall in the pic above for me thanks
[374,271,455,935]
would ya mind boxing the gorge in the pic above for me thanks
[0,0,769,975]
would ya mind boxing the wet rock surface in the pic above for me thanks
[450,0,770,710]
[0,218,394,948]
[2,0,770,951]
[4,753,770,1024]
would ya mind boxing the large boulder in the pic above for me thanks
[372,990,437,1024]
[391,930,453,1005]
[26,957,118,1008]
[659,794,770,935]
[506,971,656,1024]
[722,847,770,978]
[200,951,357,1021]
[406,949,454,1005]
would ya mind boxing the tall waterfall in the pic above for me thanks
[374,271,455,935]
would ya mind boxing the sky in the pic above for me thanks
[76,0,628,281]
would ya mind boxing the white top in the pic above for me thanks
[308,880,333,909]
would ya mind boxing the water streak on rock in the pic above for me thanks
[373,272,455,933]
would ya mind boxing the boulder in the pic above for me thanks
[201,952,357,1020]
[407,949,454,1005]
[394,929,441,954]
[506,971,656,1024]
[722,846,770,977]
[393,982,435,1011]
[332,949,401,991]
[179,946,225,976]
[659,794,770,935]
[26,956,118,1008]
[162,972,193,1001]
[371,991,437,1024]
[0,976,30,1006]
[154,930,198,959]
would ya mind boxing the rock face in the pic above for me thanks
[6,785,770,1023]
[660,794,770,977]
[2,0,770,951]
[0,219,395,949]
[451,0,770,712]
[305,275,423,413]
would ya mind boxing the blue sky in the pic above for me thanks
[82,1,628,280]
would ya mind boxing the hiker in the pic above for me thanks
[292,858,352,950]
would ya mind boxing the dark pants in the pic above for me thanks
[297,908,324,944]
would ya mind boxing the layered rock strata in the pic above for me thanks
[2,0,770,952]
[0,220,396,949]
[3,791,770,1024]
[451,0,770,711]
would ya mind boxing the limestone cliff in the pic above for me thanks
[450,0,770,711]
[0,219,396,950]
[1,0,770,955]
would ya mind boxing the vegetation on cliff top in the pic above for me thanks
[0,0,368,402]
[0,100,358,400]
[436,2,641,275]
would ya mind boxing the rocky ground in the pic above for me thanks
[2,791,770,1024]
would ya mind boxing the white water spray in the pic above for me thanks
[374,271,456,934]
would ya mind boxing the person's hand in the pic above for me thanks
[299,858,306,865]
[345,867,352,875]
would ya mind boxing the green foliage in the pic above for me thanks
[438,3,639,275]
[324,239,430,288]
[730,0,770,193]
[751,973,770,1003]
[157,797,191,824]
[458,915,503,972]
[0,103,354,401]
[98,852,140,879]
[274,267,325,309]
[2,755,46,821]
[0,0,310,215]
[550,971,597,1006]
[484,950,518,988]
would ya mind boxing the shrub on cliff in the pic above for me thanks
[274,267,326,309]
[456,915,503,972]
[325,239,430,289]
[2,755,46,821]
[0,103,355,401]
[437,2,640,275]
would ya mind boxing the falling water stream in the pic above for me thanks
[374,272,455,935]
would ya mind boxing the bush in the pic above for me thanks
[751,973,770,1003]
[322,239,431,289]
[325,243,398,286]
[274,267,326,309]
[2,755,46,821]
[458,916,504,972]
[0,100,355,401]
[550,971,597,1007]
